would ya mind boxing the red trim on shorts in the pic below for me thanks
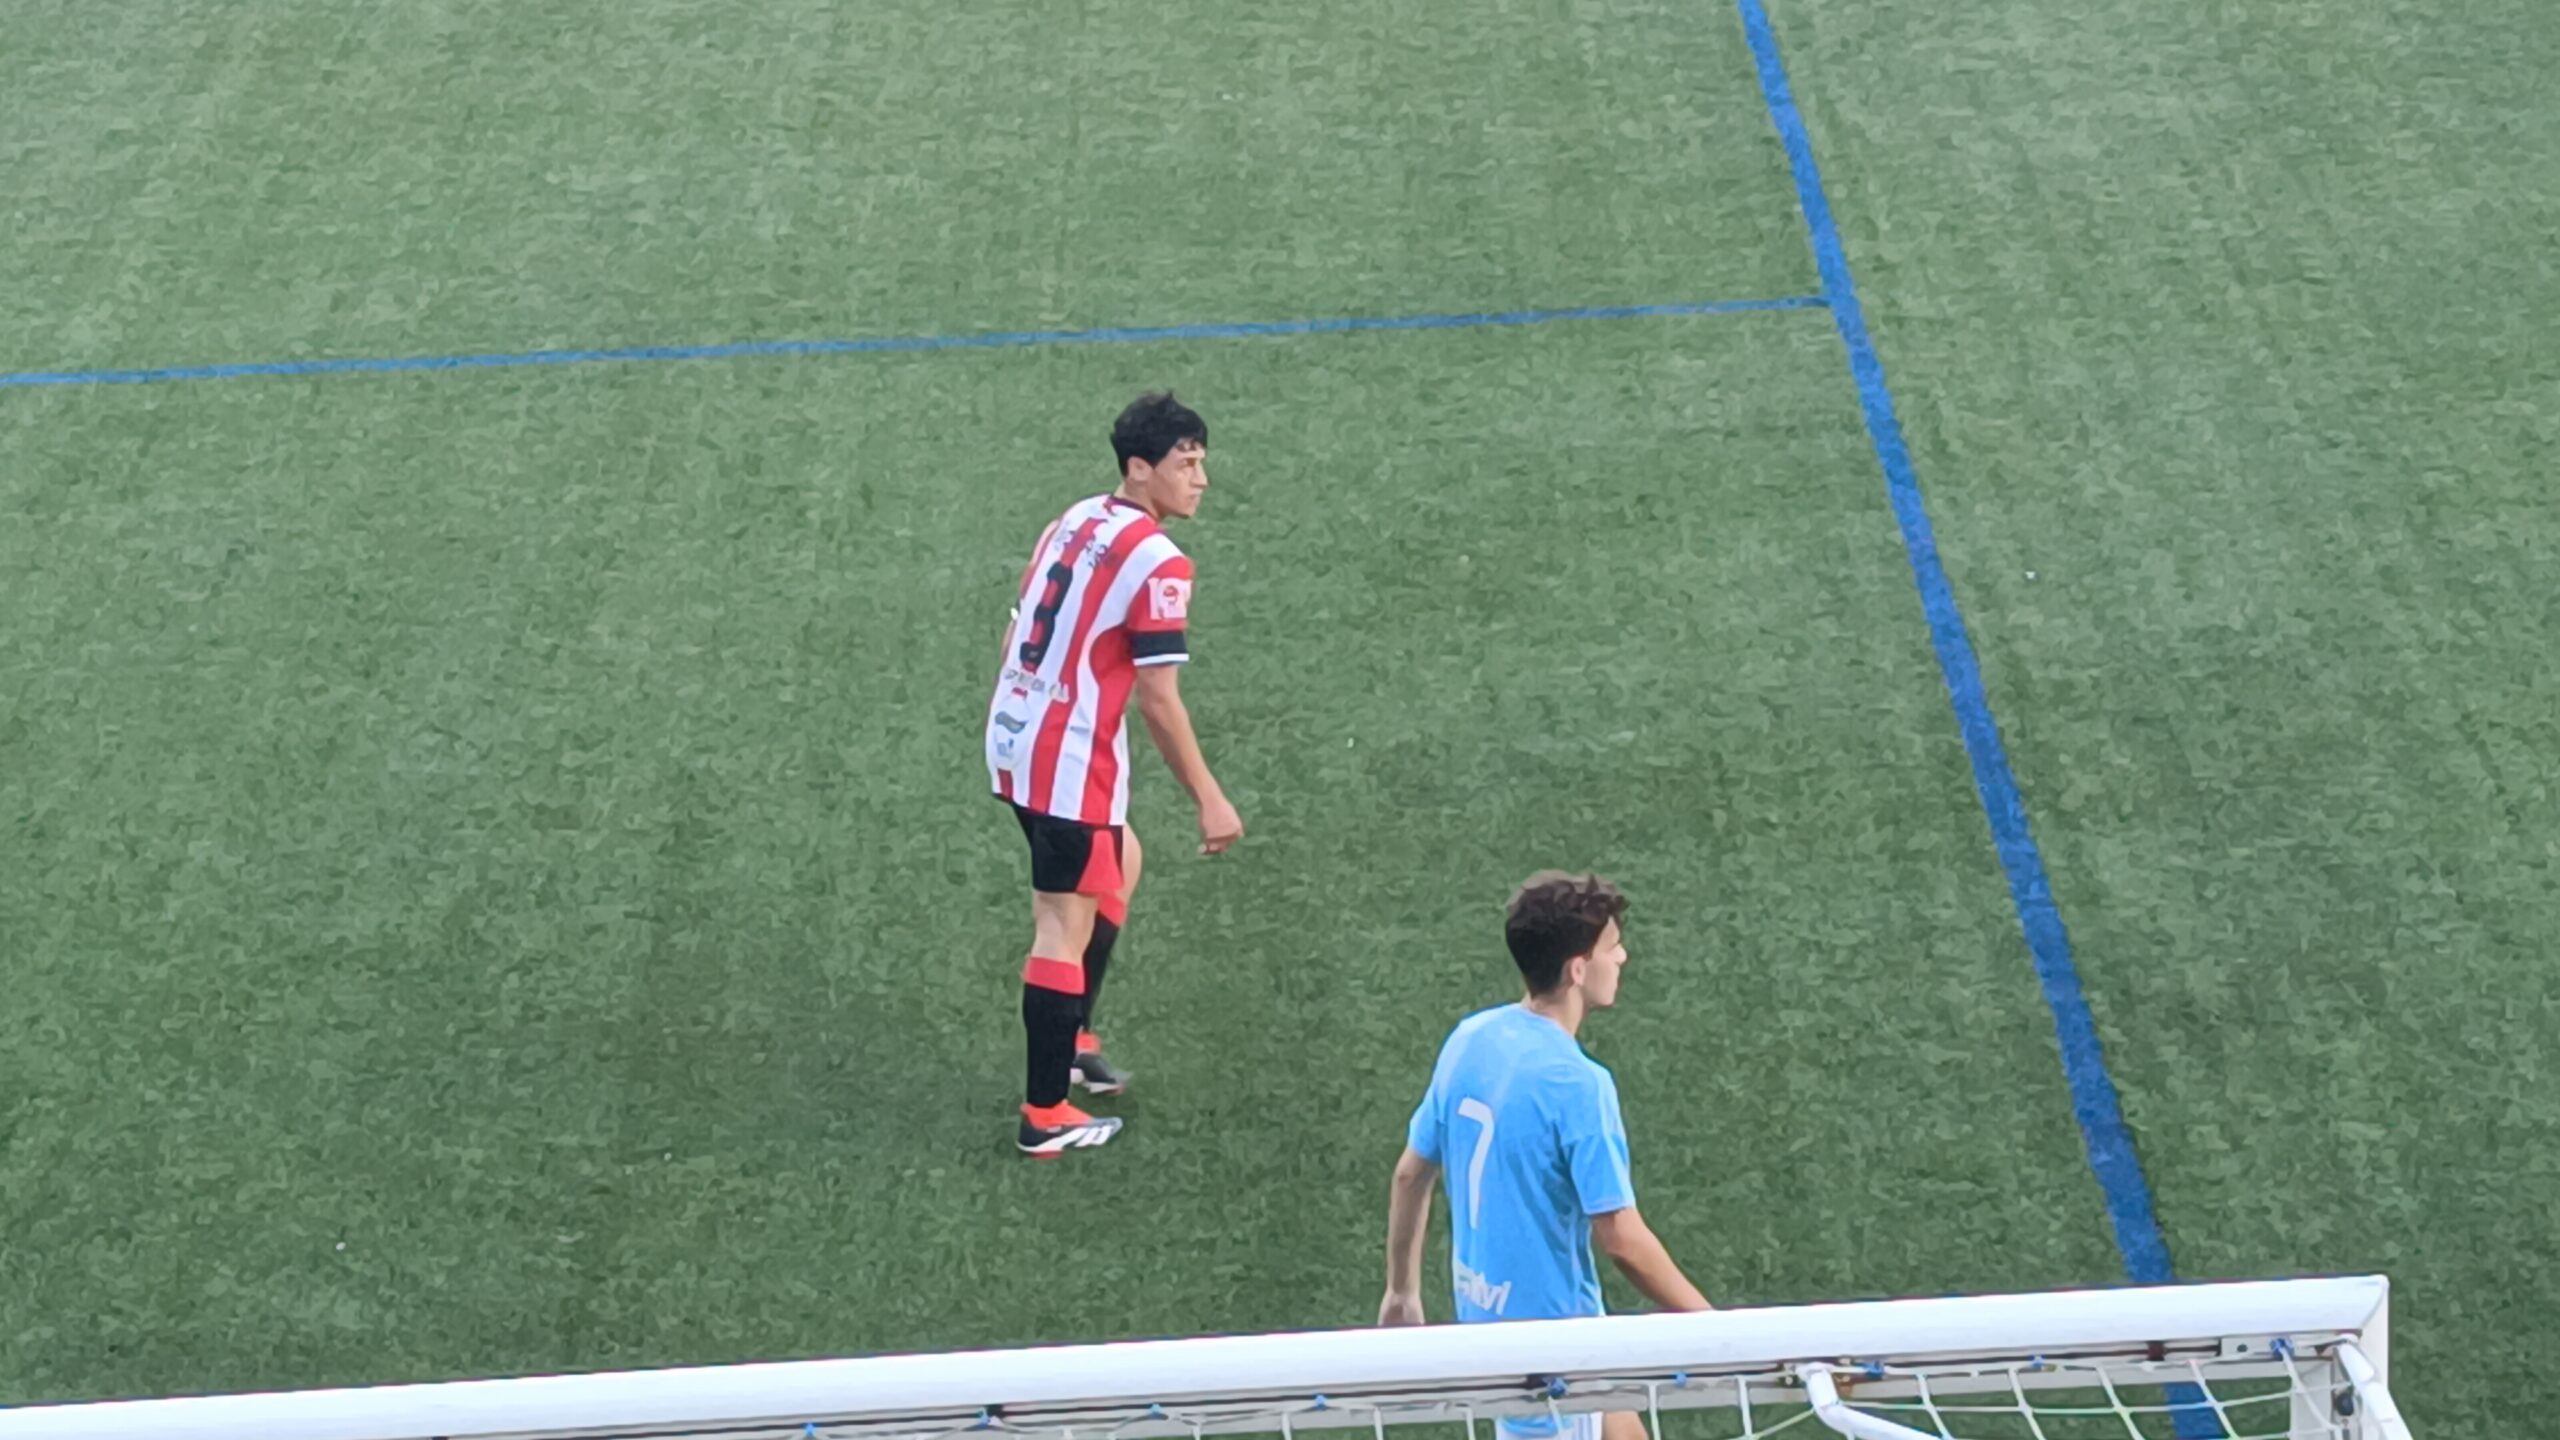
[1075,830,1125,897]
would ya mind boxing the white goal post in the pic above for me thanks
[0,1276,2408,1440]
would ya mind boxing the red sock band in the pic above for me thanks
[1096,893,1129,927]
[1022,954,1084,993]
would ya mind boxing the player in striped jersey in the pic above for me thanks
[987,391,1245,1157]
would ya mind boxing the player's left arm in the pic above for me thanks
[1126,555,1243,854]
[1574,1076,1713,1312]
[1379,1145,1441,1326]
[1590,1208,1713,1312]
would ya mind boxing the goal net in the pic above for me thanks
[0,1277,2409,1440]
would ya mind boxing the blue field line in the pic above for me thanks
[1734,0,2188,1295]
[0,297,1826,389]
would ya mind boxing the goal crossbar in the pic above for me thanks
[0,1276,2395,1440]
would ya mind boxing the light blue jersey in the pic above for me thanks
[1407,1004,1636,1325]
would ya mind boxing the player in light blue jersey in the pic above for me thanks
[1378,872,1711,1440]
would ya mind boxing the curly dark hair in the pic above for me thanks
[1110,391,1208,477]
[1503,871,1629,995]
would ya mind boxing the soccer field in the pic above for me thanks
[3,1,2554,1435]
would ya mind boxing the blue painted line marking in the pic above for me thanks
[1733,0,2184,1292]
[1,297,1825,389]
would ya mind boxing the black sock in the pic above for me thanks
[1022,981,1082,1110]
[1080,916,1121,1033]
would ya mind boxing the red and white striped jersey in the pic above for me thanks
[986,495,1193,825]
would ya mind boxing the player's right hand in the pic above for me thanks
[1197,793,1244,855]
[1376,1291,1426,1327]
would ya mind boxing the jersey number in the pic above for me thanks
[1017,560,1076,670]
[1456,1098,1496,1230]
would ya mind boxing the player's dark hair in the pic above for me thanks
[1111,391,1208,477]
[1504,871,1629,996]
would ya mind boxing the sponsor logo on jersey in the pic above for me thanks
[1454,1258,1513,1316]
[1001,668,1073,704]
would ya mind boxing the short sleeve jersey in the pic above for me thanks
[1407,1004,1636,1323]
[985,495,1191,825]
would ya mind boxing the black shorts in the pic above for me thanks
[1009,802,1126,896]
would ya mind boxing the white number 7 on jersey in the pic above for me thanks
[1456,1098,1496,1231]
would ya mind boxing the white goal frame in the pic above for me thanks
[0,1276,2408,1440]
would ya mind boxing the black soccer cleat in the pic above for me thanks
[1071,1047,1132,1096]
[1017,1104,1123,1158]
